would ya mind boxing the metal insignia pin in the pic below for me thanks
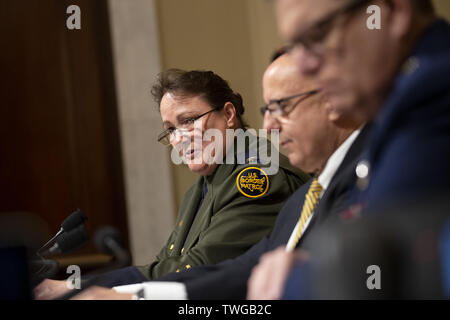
[246,156,258,163]
[356,160,370,190]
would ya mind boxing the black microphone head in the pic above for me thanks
[61,209,87,232]
[56,225,89,254]
[94,226,122,254]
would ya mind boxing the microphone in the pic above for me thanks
[43,224,89,256]
[36,209,88,255]
[56,226,130,300]
[33,209,88,281]
[61,209,88,233]
[94,226,130,267]
[30,259,60,286]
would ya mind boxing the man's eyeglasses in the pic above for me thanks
[260,89,320,118]
[286,0,370,57]
[157,108,219,146]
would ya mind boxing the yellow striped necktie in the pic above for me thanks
[290,178,323,250]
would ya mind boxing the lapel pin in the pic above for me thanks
[356,160,370,190]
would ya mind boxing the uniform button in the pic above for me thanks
[185,264,191,269]
[169,244,174,250]
[178,220,183,227]
[181,248,184,254]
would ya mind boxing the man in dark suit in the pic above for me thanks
[69,53,368,300]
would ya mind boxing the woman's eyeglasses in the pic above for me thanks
[157,108,219,146]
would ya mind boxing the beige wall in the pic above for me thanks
[108,0,175,265]
[154,0,450,212]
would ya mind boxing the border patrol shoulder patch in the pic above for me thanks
[236,167,269,198]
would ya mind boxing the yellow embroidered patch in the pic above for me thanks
[236,167,269,198]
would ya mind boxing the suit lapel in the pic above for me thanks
[256,179,310,251]
[277,181,312,248]
[315,124,371,220]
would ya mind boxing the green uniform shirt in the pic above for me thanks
[137,134,309,279]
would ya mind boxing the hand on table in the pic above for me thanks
[34,279,71,300]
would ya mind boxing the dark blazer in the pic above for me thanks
[157,126,371,299]
[355,19,450,211]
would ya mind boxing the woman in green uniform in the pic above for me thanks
[34,69,308,297]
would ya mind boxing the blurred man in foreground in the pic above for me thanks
[274,0,450,298]
[275,0,450,210]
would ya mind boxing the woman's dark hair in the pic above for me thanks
[151,69,248,128]
[412,0,435,15]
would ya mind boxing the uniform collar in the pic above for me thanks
[204,129,259,186]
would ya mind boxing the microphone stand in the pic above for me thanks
[56,253,130,300]
[55,226,130,300]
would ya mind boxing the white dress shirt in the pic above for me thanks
[113,129,361,300]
